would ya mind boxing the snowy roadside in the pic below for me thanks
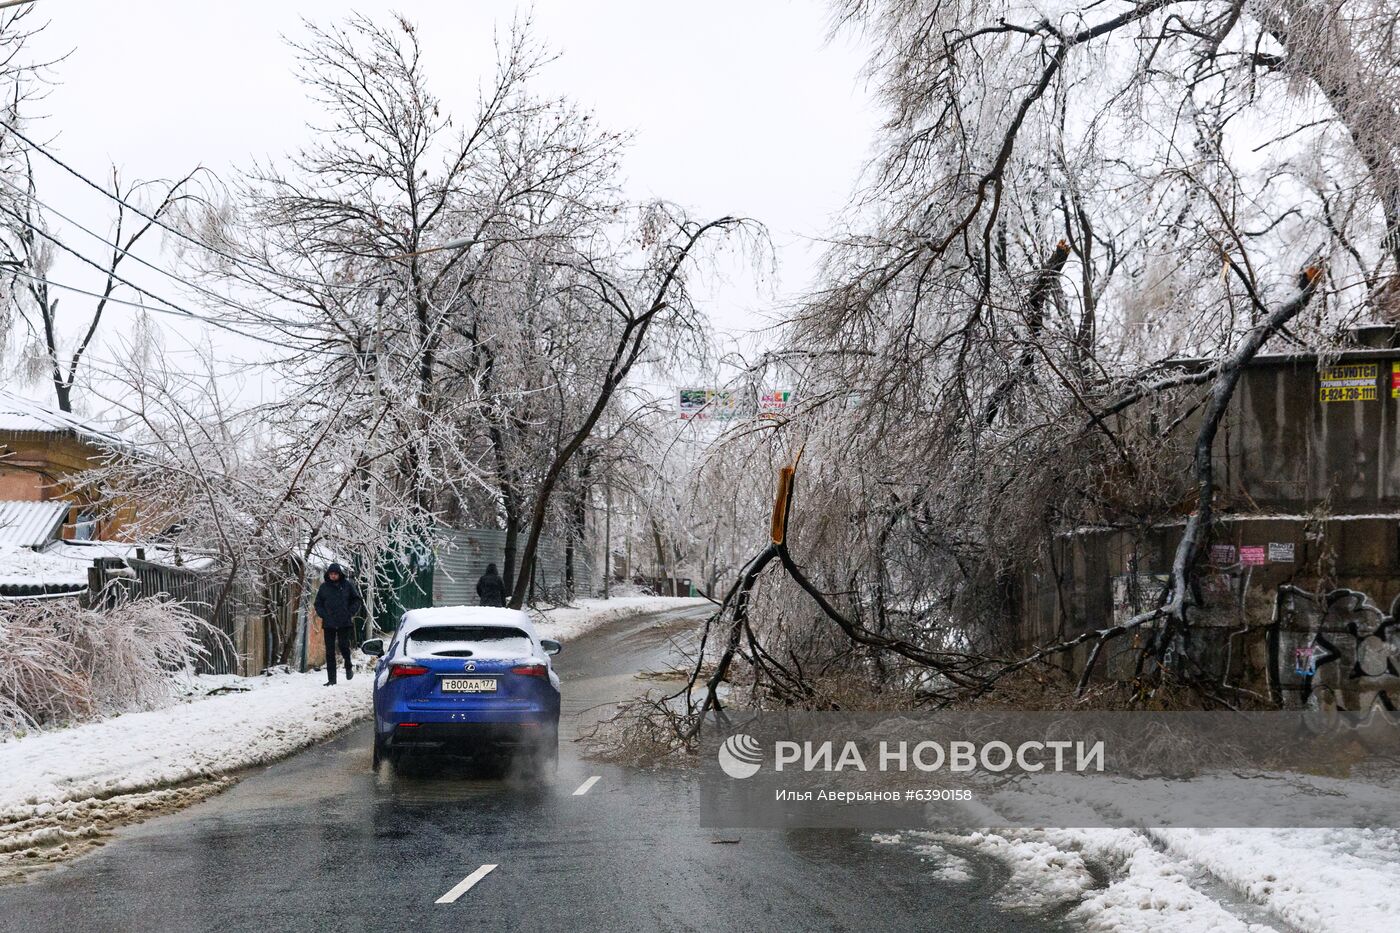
[850,721,1400,931]
[871,819,1400,931]
[0,669,373,823]
[0,667,372,882]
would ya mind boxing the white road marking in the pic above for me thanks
[572,775,601,796]
[435,864,497,904]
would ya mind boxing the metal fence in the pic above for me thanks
[105,557,278,676]
[433,526,594,608]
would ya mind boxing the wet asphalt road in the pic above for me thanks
[0,606,1061,933]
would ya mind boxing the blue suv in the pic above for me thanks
[361,607,562,769]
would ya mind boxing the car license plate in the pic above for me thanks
[441,677,497,693]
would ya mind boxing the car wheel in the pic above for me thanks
[372,732,384,769]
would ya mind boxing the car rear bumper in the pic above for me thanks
[380,703,558,726]
[386,720,557,751]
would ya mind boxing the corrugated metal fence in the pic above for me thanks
[434,526,593,607]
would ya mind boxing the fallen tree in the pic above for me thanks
[647,0,1400,722]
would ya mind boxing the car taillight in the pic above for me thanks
[388,662,430,680]
[510,663,547,677]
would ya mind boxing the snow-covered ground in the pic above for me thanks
[857,720,1400,930]
[0,667,372,881]
[1,668,373,824]
[872,821,1400,930]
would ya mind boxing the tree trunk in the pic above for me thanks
[652,519,670,595]
[566,456,591,599]
[502,519,519,597]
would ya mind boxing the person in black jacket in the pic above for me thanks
[476,563,507,608]
[314,563,363,686]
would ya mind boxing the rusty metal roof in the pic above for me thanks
[0,500,69,547]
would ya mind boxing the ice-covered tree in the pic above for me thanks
[695,0,1400,707]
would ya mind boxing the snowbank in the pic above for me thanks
[530,596,711,642]
[858,749,1400,930]
[0,669,372,821]
[873,823,1400,930]
[1145,827,1400,932]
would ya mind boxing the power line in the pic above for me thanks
[0,129,523,383]
[0,171,325,334]
[0,201,406,360]
[4,265,298,346]
[0,120,516,371]
[0,116,371,293]
[0,200,290,340]
[3,270,432,368]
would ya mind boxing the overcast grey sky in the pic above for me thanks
[19,0,876,405]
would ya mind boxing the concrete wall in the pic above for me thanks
[1019,516,1400,697]
[1274,586,1400,711]
[1016,347,1400,699]
[1222,351,1400,511]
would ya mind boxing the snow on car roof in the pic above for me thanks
[398,605,539,640]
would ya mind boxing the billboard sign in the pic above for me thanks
[678,388,737,421]
[759,390,792,418]
[680,388,791,421]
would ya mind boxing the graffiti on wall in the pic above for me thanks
[1273,587,1400,712]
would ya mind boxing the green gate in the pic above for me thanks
[371,534,435,633]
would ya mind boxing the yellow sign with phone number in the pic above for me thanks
[1319,364,1378,403]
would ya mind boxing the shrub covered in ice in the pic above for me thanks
[0,596,222,736]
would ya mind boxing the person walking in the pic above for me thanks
[314,562,363,686]
[476,563,507,607]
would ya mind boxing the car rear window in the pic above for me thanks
[410,625,530,642]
